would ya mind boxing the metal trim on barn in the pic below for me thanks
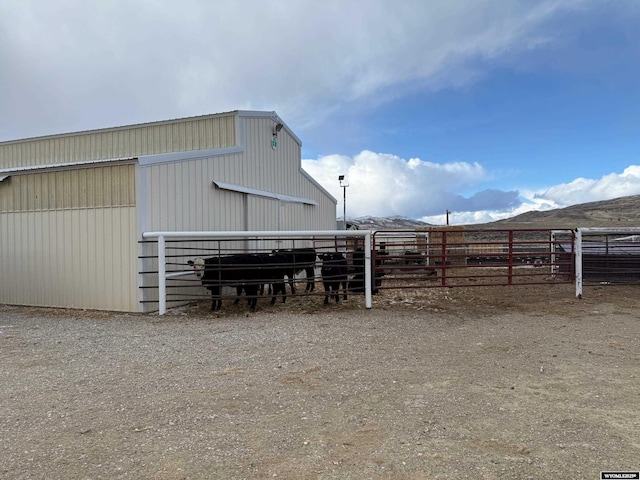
[0,110,337,312]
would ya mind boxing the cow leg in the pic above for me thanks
[323,283,330,304]
[278,281,287,303]
[342,281,348,300]
[209,287,222,311]
[245,284,259,310]
[270,286,277,305]
[270,281,286,305]
[305,267,315,292]
[233,285,243,305]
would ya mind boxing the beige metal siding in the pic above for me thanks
[0,207,137,311]
[142,154,248,232]
[0,114,237,168]
[240,117,336,230]
[0,164,136,212]
[0,163,138,310]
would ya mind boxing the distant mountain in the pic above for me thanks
[349,215,433,229]
[488,194,640,229]
[345,194,640,230]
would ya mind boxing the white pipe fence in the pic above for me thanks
[142,230,373,315]
[575,227,640,298]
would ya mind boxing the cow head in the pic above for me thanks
[187,258,206,279]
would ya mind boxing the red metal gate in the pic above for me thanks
[372,228,575,290]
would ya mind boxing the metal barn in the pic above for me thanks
[0,111,337,312]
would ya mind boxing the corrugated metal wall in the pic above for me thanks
[1,112,336,312]
[0,164,138,310]
[139,116,335,234]
[0,164,136,212]
[0,207,137,311]
[0,114,237,167]
[240,116,336,230]
[137,114,336,311]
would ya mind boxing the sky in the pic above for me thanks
[1,0,639,225]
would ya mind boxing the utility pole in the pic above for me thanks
[339,175,349,228]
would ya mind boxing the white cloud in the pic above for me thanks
[534,166,640,205]
[303,150,511,219]
[304,151,640,225]
[0,0,596,139]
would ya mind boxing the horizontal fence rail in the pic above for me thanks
[372,228,576,292]
[141,230,373,314]
[140,227,640,313]
[575,227,640,298]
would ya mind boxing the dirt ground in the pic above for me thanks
[1,282,639,479]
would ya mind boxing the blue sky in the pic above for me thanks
[1,0,639,224]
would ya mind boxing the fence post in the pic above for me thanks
[158,235,167,315]
[364,232,372,309]
[575,228,582,299]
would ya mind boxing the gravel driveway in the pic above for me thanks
[1,283,639,479]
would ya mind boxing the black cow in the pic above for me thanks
[320,252,349,304]
[350,248,385,294]
[188,254,264,310]
[254,252,289,305]
[272,248,317,293]
[188,253,292,310]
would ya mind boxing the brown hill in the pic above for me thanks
[477,194,640,229]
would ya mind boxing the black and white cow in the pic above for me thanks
[320,252,349,304]
[272,248,317,293]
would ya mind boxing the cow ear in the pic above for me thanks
[187,260,194,266]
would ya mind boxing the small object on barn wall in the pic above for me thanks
[272,122,283,149]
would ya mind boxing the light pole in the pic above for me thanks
[338,175,349,228]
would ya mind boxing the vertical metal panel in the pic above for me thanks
[240,116,337,231]
[0,164,135,213]
[0,114,237,168]
[138,150,251,311]
[0,207,137,311]
[247,196,279,230]
[141,153,248,233]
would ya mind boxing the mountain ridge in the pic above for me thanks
[346,194,640,229]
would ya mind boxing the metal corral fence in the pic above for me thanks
[574,227,640,298]
[371,228,577,290]
[140,230,374,314]
[140,227,640,314]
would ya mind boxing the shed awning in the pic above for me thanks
[213,181,318,206]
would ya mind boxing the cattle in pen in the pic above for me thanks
[188,253,289,310]
[272,248,317,293]
[320,252,349,304]
[350,248,385,295]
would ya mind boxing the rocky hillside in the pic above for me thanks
[487,195,640,229]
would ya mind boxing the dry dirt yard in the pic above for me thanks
[1,283,639,480]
